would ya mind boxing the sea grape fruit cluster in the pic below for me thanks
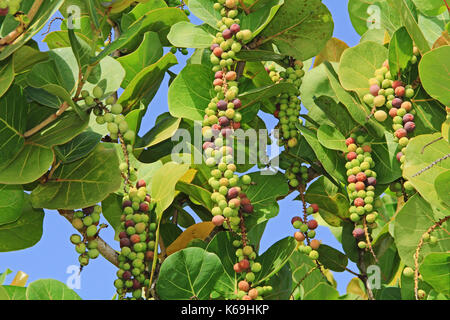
[273,61,305,148]
[114,180,156,300]
[85,86,138,182]
[344,133,381,248]
[291,204,321,260]
[170,46,189,55]
[204,0,256,231]
[280,159,309,188]
[0,0,22,16]
[231,240,266,300]
[362,54,419,191]
[70,205,103,266]
[164,0,190,15]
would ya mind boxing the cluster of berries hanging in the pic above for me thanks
[344,132,380,250]
[273,61,305,148]
[363,49,420,193]
[0,0,22,16]
[281,160,309,189]
[70,205,103,267]
[114,180,157,300]
[291,204,321,259]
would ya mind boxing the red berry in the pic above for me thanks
[367,177,377,186]
[136,179,146,188]
[203,141,214,150]
[240,197,251,206]
[122,271,132,280]
[120,238,131,248]
[213,47,223,57]
[354,198,365,207]
[355,182,365,191]
[212,215,225,226]
[395,86,405,97]
[132,279,141,290]
[0,8,9,16]
[225,71,237,81]
[242,204,254,213]
[239,259,250,270]
[219,116,229,126]
[145,251,154,261]
[348,175,357,184]
[215,71,224,79]
[403,114,414,123]
[395,128,407,139]
[238,280,250,291]
[352,228,365,238]
[392,80,404,89]
[356,172,367,182]
[119,231,128,239]
[130,234,141,244]
[122,200,132,208]
[392,98,403,108]
[389,108,398,118]
[213,78,223,86]
[230,24,240,34]
[291,216,302,225]
[210,43,219,51]
[396,152,403,162]
[310,239,321,250]
[294,232,305,242]
[307,220,318,230]
[347,152,357,161]
[222,29,232,39]
[370,85,380,96]
[345,137,355,146]
[232,122,241,130]
[233,99,242,109]
[233,263,242,273]
[217,100,227,110]
[362,145,372,153]
[404,121,415,132]
[139,202,149,212]
[125,220,135,228]
[227,187,239,199]
[310,204,319,213]
[274,110,280,118]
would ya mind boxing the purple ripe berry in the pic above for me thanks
[392,98,403,108]
[132,279,141,290]
[222,29,232,40]
[120,238,131,248]
[210,43,219,51]
[119,231,128,239]
[230,24,240,34]
[233,99,242,109]
[404,121,415,132]
[367,177,377,186]
[370,85,380,96]
[227,187,239,199]
[83,206,95,214]
[122,200,132,208]
[219,116,229,127]
[122,271,132,280]
[403,113,414,123]
[125,220,135,228]
[217,100,228,111]
[352,228,365,239]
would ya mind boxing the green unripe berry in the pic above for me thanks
[93,86,104,99]
[86,225,97,237]
[70,234,82,245]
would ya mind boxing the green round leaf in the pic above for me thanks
[0,185,24,225]
[419,45,450,105]
[26,279,81,300]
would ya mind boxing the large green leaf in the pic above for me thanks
[417,12,449,48]
[297,126,347,183]
[394,193,450,267]
[371,132,402,185]
[188,0,221,29]
[411,88,446,135]
[30,144,121,210]
[0,286,26,300]
[239,0,284,38]
[0,143,54,185]
[303,282,339,300]
[412,0,447,16]
[387,0,431,54]
[93,7,188,63]
[338,41,388,98]
[239,82,298,110]
[403,133,450,211]
[419,252,450,296]
[254,237,298,284]
[117,31,163,88]
[205,231,240,299]
[156,247,224,300]
[167,22,214,49]
[0,185,24,225]
[0,0,65,61]
[0,85,27,167]
[389,27,413,76]
[317,245,349,272]
[54,131,102,164]
[135,113,181,150]
[317,124,347,152]
[0,194,44,252]
[151,162,190,219]
[418,45,450,106]
[26,279,81,300]
[435,171,450,206]
[304,176,349,227]
[101,193,122,237]
[265,264,293,300]
[0,56,14,98]
[244,172,290,231]
[168,64,213,121]
[260,0,334,60]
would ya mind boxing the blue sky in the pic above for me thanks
[1,0,361,299]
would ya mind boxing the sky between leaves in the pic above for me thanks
[1,0,361,300]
